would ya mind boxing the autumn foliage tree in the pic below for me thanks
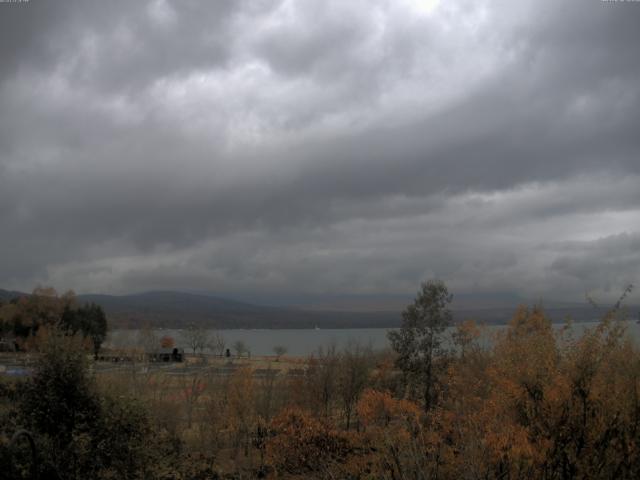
[160,335,175,349]
[0,288,108,356]
[266,407,352,477]
[439,304,640,479]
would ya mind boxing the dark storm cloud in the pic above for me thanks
[0,0,242,87]
[549,233,640,297]
[0,0,639,302]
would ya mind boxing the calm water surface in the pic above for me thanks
[106,321,640,357]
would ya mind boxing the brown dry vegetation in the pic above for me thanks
[2,301,640,479]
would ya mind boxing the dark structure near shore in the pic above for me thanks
[148,347,184,362]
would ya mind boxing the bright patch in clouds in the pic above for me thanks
[408,0,441,15]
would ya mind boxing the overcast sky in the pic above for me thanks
[0,0,639,302]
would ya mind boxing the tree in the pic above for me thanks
[18,332,99,453]
[233,340,248,358]
[137,324,159,356]
[452,319,482,358]
[305,344,339,418]
[388,279,452,412]
[338,342,371,429]
[2,287,75,349]
[266,407,351,476]
[1,288,107,357]
[211,332,226,357]
[160,335,175,349]
[15,329,179,479]
[273,345,287,361]
[181,324,212,357]
[60,302,108,359]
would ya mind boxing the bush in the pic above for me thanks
[12,330,181,480]
[266,407,353,476]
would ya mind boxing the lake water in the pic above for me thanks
[106,320,640,357]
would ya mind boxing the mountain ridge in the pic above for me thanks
[1,288,634,329]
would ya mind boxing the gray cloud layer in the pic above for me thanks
[1,0,639,302]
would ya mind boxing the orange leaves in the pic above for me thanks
[357,388,420,429]
[83,302,640,478]
[442,305,640,478]
[357,389,393,427]
[452,319,482,356]
[160,335,175,349]
[266,406,352,475]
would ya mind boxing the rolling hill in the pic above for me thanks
[1,288,635,329]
